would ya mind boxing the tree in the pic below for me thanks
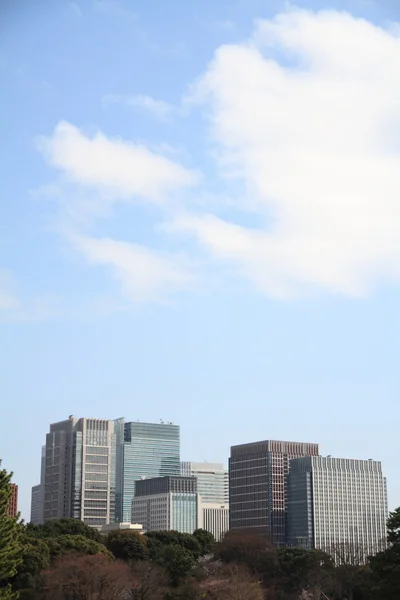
[12,537,50,599]
[146,531,202,559]
[26,518,102,542]
[201,564,264,600]
[157,545,195,586]
[277,547,333,596]
[368,545,400,600]
[45,534,110,561]
[42,554,131,600]
[193,529,215,556]
[129,561,167,600]
[0,461,22,600]
[106,530,149,562]
[387,508,400,545]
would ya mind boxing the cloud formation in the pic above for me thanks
[39,121,198,204]
[102,94,174,120]
[39,8,400,303]
[179,8,400,297]
[72,235,195,303]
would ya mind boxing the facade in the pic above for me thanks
[115,420,180,523]
[198,502,229,542]
[30,485,42,524]
[8,483,18,518]
[287,456,388,562]
[229,439,319,545]
[181,462,228,504]
[100,522,143,533]
[31,446,46,524]
[43,416,116,527]
[132,476,198,534]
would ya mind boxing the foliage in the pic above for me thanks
[193,529,215,556]
[105,530,149,562]
[387,507,400,545]
[146,531,202,560]
[129,561,168,600]
[41,554,131,600]
[45,534,110,561]
[12,538,50,598]
[0,461,22,600]
[25,518,102,542]
[156,544,195,586]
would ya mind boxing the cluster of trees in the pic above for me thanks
[2,460,400,599]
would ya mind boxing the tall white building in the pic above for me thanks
[43,416,116,528]
[181,462,228,504]
[198,502,229,542]
[181,461,229,540]
[287,456,388,562]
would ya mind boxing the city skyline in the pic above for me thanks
[2,0,400,524]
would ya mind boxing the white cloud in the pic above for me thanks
[179,8,400,297]
[102,93,174,120]
[38,121,199,205]
[71,234,196,303]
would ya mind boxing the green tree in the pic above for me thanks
[25,518,102,542]
[0,461,22,600]
[387,508,400,545]
[106,530,148,562]
[12,538,50,600]
[157,544,195,586]
[368,545,400,600]
[45,534,110,561]
[193,529,215,556]
[146,531,202,559]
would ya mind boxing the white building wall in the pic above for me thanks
[198,502,229,542]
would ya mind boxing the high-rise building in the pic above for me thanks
[115,420,180,523]
[181,462,228,505]
[287,456,388,562]
[198,502,229,542]
[43,416,116,527]
[31,446,46,524]
[132,476,198,534]
[229,439,319,545]
[8,483,18,518]
[30,485,42,524]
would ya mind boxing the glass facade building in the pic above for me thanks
[181,462,228,505]
[132,476,198,534]
[229,439,319,545]
[115,420,180,523]
[287,456,388,562]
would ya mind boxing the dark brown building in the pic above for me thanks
[229,440,319,546]
[8,483,18,518]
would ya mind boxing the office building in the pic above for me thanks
[198,502,229,542]
[132,476,198,534]
[181,462,228,504]
[30,446,46,524]
[30,485,42,524]
[229,439,319,545]
[8,483,18,518]
[287,456,388,562]
[115,420,180,523]
[43,416,116,527]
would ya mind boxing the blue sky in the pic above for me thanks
[1,0,400,520]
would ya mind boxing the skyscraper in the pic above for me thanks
[229,439,319,545]
[115,420,180,523]
[31,445,46,524]
[181,462,228,504]
[43,416,116,527]
[132,475,198,534]
[287,456,388,562]
[30,485,42,524]
[8,483,18,518]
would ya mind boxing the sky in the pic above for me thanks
[1,0,400,520]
